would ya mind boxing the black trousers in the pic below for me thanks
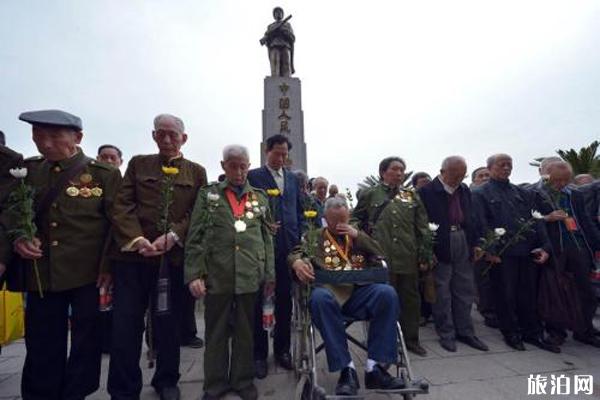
[490,255,542,339]
[179,287,198,343]
[22,283,101,400]
[107,261,183,400]
[253,254,292,360]
[547,244,598,336]
[474,260,496,321]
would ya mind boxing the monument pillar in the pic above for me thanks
[261,76,307,172]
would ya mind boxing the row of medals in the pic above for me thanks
[234,197,261,233]
[323,239,366,271]
[66,173,103,198]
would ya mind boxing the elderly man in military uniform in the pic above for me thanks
[108,114,207,400]
[0,130,23,281]
[261,7,295,77]
[352,156,430,357]
[472,153,558,353]
[1,110,121,400]
[185,145,274,400]
[290,197,404,396]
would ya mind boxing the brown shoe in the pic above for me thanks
[406,342,427,357]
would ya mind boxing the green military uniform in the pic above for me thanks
[2,150,121,291]
[0,145,23,267]
[352,183,429,347]
[288,229,384,305]
[107,153,207,398]
[185,179,274,396]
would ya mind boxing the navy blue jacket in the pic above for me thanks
[248,166,304,258]
[472,178,551,257]
[532,184,600,255]
[418,177,477,263]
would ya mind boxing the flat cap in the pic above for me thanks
[19,109,82,131]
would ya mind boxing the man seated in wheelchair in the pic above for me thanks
[289,196,405,396]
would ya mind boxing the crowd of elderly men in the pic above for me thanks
[0,109,599,400]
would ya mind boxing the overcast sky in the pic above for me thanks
[1,0,599,191]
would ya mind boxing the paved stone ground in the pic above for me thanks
[2,307,600,400]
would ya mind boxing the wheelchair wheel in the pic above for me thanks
[295,374,326,400]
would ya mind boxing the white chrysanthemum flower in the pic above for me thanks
[428,222,439,232]
[531,210,544,220]
[207,192,220,202]
[9,167,27,179]
[494,228,506,237]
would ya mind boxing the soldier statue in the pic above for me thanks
[260,7,295,77]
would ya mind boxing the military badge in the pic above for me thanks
[79,187,92,198]
[234,220,247,233]
[91,187,103,197]
[66,186,80,197]
[79,173,93,184]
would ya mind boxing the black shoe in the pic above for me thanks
[237,384,258,400]
[504,335,525,351]
[406,342,428,357]
[439,338,457,352]
[335,367,359,396]
[573,333,600,348]
[255,359,268,379]
[275,352,293,370]
[201,393,219,400]
[159,386,180,400]
[457,335,489,351]
[365,364,405,390]
[523,337,561,353]
[484,317,500,329]
[181,336,204,349]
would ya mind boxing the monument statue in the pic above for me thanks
[260,7,295,77]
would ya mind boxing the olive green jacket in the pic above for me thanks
[184,180,275,294]
[111,154,207,266]
[288,228,384,304]
[2,150,121,292]
[351,184,429,274]
[0,145,23,265]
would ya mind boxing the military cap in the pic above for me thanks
[19,109,82,131]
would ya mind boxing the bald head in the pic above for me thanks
[574,174,594,186]
[440,156,467,188]
[547,161,573,190]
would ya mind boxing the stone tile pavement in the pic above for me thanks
[1,308,600,400]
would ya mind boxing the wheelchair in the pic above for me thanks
[290,270,429,400]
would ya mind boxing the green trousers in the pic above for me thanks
[204,292,257,396]
[388,273,420,345]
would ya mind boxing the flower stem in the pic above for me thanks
[32,259,44,298]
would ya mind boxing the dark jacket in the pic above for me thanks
[418,177,476,263]
[532,184,600,255]
[248,165,304,256]
[472,178,551,257]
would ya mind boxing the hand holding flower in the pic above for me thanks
[14,237,43,260]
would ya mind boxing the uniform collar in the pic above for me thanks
[52,148,85,170]
[159,152,184,166]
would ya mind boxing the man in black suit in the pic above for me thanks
[532,161,600,347]
[419,156,488,352]
[247,135,304,378]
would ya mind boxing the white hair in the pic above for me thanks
[154,114,185,133]
[441,155,467,170]
[324,196,348,212]
[486,153,512,169]
[222,144,249,161]
[539,156,563,175]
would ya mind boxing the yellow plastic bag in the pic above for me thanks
[0,284,25,345]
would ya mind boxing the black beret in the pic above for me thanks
[19,109,82,131]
